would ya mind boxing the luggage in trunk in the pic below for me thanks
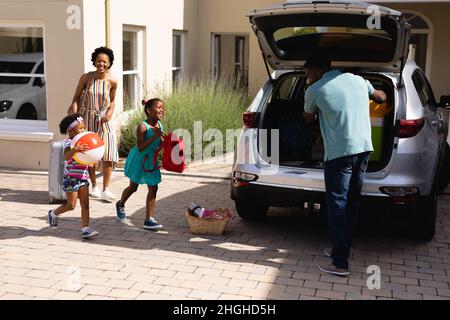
[260,73,395,172]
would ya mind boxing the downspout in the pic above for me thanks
[105,0,111,47]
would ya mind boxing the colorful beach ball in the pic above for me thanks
[70,131,105,166]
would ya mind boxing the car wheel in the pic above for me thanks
[235,199,268,220]
[410,188,437,242]
[16,103,37,120]
[438,143,450,192]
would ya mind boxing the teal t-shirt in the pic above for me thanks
[304,70,375,161]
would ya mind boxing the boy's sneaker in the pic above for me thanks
[81,227,99,239]
[48,210,58,227]
[116,201,126,221]
[90,186,101,198]
[143,218,163,230]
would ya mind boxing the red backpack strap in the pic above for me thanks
[142,141,164,173]
[152,139,165,169]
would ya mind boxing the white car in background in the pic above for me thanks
[0,52,46,120]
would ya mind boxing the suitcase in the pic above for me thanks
[48,140,67,204]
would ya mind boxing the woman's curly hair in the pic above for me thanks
[59,113,83,134]
[91,46,114,68]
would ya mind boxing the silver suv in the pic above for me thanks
[231,1,450,240]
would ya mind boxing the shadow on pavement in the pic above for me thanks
[0,188,50,205]
[0,181,437,271]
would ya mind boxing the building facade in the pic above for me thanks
[0,0,449,170]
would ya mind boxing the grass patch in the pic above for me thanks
[119,77,251,158]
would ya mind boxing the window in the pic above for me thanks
[172,31,185,87]
[235,37,245,85]
[268,17,398,63]
[272,75,300,101]
[212,34,221,81]
[211,33,249,87]
[0,26,46,121]
[405,12,432,75]
[412,70,437,110]
[122,26,143,111]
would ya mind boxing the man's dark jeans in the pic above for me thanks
[324,151,371,269]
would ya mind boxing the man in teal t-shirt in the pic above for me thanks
[303,54,386,276]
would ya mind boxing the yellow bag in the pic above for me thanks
[369,100,393,161]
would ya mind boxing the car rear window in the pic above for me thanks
[254,13,398,63]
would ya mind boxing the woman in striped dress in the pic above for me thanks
[68,47,119,202]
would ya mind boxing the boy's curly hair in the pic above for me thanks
[59,113,82,134]
[91,46,114,68]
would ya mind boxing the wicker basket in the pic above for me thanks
[185,208,231,235]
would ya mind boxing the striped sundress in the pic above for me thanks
[81,72,119,165]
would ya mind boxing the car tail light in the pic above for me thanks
[243,112,255,128]
[397,118,425,138]
[233,171,258,187]
[379,187,419,204]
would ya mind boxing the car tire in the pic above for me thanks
[235,199,268,220]
[438,143,450,192]
[16,103,37,120]
[410,188,437,242]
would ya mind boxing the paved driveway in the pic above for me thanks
[0,162,449,300]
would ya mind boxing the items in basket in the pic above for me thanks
[185,207,232,235]
[187,202,231,219]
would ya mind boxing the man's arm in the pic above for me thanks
[371,89,387,104]
[365,79,386,104]
[303,87,318,124]
[303,111,317,124]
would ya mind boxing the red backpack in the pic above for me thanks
[143,132,187,174]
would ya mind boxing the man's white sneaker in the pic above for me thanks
[90,186,101,198]
[101,188,116,202]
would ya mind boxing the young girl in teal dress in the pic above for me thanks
[116,98,166,229]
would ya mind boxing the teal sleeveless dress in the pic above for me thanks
[124,121,162,186]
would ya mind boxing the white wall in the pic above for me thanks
[0,0,85,170]
[107,0,198,106]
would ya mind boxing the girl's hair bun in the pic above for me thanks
[141,99,148,106]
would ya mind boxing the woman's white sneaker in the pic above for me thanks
[101,188,116,202]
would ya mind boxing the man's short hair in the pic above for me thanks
[304,54,331,69]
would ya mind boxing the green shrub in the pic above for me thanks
[119,77,251,158]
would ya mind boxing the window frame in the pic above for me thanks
[0,22,51,141]
[211,33,249,86]
[122,25,144,112]
[234,36,245,82]
[172,30,186,87]
[211,33,221,81]
[404,11,433,79]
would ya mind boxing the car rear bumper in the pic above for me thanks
[231,179,399,210]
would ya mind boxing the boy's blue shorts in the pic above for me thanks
[63,176,89,193]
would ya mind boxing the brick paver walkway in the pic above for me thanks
[0,162,449,300]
